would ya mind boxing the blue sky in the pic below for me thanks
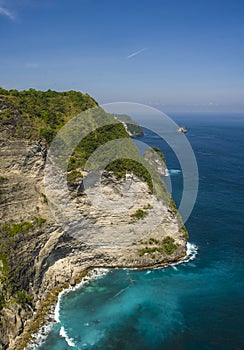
[0,0,243,111]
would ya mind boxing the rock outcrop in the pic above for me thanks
[0,135,187,349]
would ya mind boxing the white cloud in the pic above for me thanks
[0,5,15,20]
[127,48,147,59]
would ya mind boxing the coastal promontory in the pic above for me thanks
[0,88,188,350]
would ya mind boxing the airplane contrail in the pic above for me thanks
[127,48,147,59]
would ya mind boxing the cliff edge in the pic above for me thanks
[0,89,187,350]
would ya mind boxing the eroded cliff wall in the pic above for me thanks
[0,89,187,349]
[0,137,187,350]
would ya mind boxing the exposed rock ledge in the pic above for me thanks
[0,138,187,350]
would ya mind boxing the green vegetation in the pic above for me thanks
[143,146,167,180]
[162,236,179,255]
[151,146,166,163]
[139,246,158,256]
[18,270,89,350]
[15,290,32,306]
[0,218,46,307]
[148,237,160,245]
[0,88,153,191]
[113,114,144,136]
[0,88,169,199]
[1,222,34,237]
[0,87,184,337]
[181,225,189,239]
[168,199,189,239]
[67,170,83,183]
[0,292,5,310]
[34,217,46,228]
[169,198,177,214]
[131,208,148,220]
[138,236,179,257]
[106,159,153,192]
[0,88,171,311]
[0,87,98,142]
[67,122,131,171]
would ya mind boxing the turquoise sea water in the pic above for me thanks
[35,113,244,350]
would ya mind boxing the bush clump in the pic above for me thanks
[162,236,179,255]
[67,170,83,183]
[15,290,32,306]
[131,209,148,220]
[0,293,5,311]
[34,217,46,228]
[181,225,189,239]
[106,159,153,192]
[138,236,179,257]
[1,222,34,237]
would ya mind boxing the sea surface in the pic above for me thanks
[35,113,244,350]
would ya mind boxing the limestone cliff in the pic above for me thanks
[0,137,187,350]
[0,89,187,350]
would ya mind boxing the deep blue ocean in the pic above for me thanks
[35,113,244,350]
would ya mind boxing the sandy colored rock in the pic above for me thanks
[0,138,187,350]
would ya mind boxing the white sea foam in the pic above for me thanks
[165,242,198,269]
[25,321,54,350]
[164,168,170,176]
[168,169,182,175]
[180,242,198,265]
[27,268,109,349]
[185,242,198,262]
[59,326,75,347]
[54,268,109,323]
[164,169,182,177]
[26,247,198,348]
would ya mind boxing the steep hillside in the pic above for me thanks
[0,88,187,350]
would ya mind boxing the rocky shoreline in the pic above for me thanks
[13,251,188,350]
[24,241,198,349]
[24,251,187,349]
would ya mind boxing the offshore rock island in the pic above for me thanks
[0,88,188,350]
